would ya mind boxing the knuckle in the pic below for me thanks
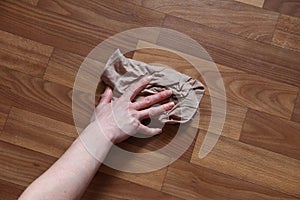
[132,119,140,128]
[144,97,152,105]
[130,111,138,118]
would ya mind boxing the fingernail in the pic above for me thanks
[146,75,153,81]
[169,102,175,107]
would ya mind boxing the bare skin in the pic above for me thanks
[19,76,174,200]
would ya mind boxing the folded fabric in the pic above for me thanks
[101,49,205,124]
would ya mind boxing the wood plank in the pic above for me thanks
[191,130,300,197]
[162,159,298,200]
[44,48,104,90]
[140,0,278,42]
[133,43,298,120]
[0,141,178,200]
[99,164,167,191]
[0,0,164,57]
[0,179,25,200]
[234,0,265,7]
[0,66,75,125]
[0,107,77,158]
[82,173,180,200]
[292,92,300,123]
[276,14,300,35]
[0,107,168,191]
[0,30,53,77]
[43,48,84,88]
[240,109,300,160]
[37,0,165,28]
[263,0,300,18]
[272,15,300,52]
[161,15,300,87]
[272,30,300,52]
[20,0,39,6]
[195,94,247,140]
[44,48,135,90]
[0,104,10,130]
[0,141,56,187]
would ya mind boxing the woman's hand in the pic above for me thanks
[92,76,174,143]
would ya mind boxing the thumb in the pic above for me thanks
[98,87,113,106]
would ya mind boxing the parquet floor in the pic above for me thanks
[1,0,300,199]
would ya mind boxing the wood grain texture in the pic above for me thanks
[0,107,77,158]
[0,104,10,130]
[44,48,104,91]
[292,92,300,123]
[140,0,278,42]
[234,0,265,7]
[240,109,300,160]
[0,30,53,77]
[276,14,300,34]
[0,107,169,191]
[0,179,25,200]
[20,0,39,6]
[133,42,298,119]
[162,159,298,200]
[0,141,56,187]
[0,66,75,124]
[272,30,300,52]
[81,173,180,200]
[272,15,300,52]
[195,94,247,140]
[0,141,178,199]
[44,48,85,88]
[191,130,300,197]
[0,0,164,57]
[1,0,300,198]
[263,0,300,18]
[37,0,165,28]
[99,164,167,191]
[161,15,300,87]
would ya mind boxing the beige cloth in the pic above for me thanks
[101,49,205,123]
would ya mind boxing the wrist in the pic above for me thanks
[78,122,113,163]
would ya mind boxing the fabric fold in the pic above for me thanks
[101,49,205,123]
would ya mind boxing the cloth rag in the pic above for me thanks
[101,49,205,124]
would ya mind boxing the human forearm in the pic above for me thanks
[19,122,112,200]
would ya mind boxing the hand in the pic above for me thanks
[92,76,174,143]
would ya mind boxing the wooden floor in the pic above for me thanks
[1,0,300,199]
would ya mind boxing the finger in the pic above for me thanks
[133,90,172,110]
[98,87,112,106]
[138,101,175,120]
[124,76,152,101]
[137,124,162,136]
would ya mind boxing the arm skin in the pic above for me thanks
[19,76,174,200]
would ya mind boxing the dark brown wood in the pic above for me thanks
[240,109,300,160]
[0,141,179,199]
[161,15,300,87]
[292,91,300,123]
[263,0,300,18]
[1,0,300,199]
[162,159,298,200]
[0,104,10,130]
[272,15,300,52]
[139,0,278,43]
[0,30,53,77]
[0,66,75,125]
[0,0,165,57]
[0,179,26,200]
[82,173,181,200]
[191,130,300,198]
